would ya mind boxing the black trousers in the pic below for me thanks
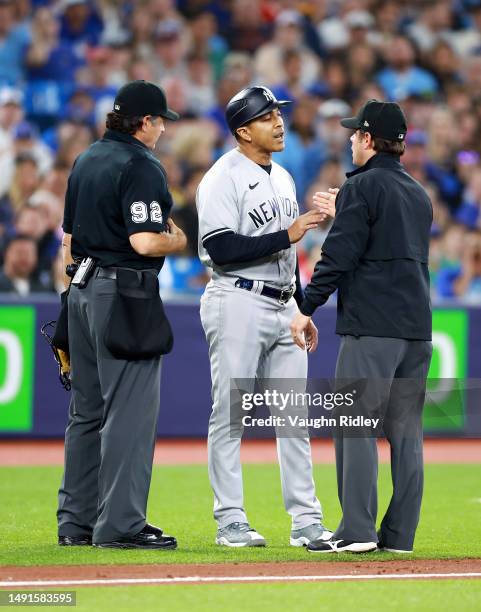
[333,335,432,550]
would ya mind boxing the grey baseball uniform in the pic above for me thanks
[197,148,322,529]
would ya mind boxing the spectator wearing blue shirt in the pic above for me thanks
[159,256,208,295]
[61,87,96,124]
[317,98,353,169]
[376,35,438,101]
[24,7,87,128]
[435,222,466,298]
[401,127,464,210]
[437,230,481,303]
[271,49,309,122]
[274,94,327,205]
[188,11,228,82]
[75,46,117,104]
[160,165,209,294]
[0,0,30,86]
[455,165,481,229]
[59,0,103,48]
[26,7,82,83]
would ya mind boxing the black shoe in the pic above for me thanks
[93,523,177,550]
[58,534,92,546]
[377,531,412,553]
[307,539,377,553]
[377,541,413,553]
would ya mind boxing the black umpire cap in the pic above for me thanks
[225,86,291,135]
[340,99,407,142]
[113,80,180,121]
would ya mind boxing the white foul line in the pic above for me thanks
[1,573,481,587]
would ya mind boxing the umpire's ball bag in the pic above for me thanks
[104,268,173,359]
[52,288,70,352]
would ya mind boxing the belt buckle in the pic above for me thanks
[279,286,293,304]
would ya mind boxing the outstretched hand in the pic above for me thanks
[313,187,339,221]
[287,210,325,244]
[290,313,318,352]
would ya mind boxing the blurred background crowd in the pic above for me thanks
[0,0,481,302]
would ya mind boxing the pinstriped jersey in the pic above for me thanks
[196,148,299,288]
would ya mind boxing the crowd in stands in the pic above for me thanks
[0,0,480,303]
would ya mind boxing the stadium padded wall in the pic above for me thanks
[0,300,480,438]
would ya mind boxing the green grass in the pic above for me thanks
[0,464,480,566]
[11,581,481,612]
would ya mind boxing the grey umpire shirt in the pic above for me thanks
[300,152,433,340]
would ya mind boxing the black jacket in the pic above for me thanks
[300,152,433,340]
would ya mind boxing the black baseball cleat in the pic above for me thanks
[307,539,377,553]
[93,523,177,550]
[58,535,92,546]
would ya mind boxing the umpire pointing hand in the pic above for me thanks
[291,100,433,554]
[57,81,186,549]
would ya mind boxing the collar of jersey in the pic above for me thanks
[103,129,149,150]
[346,152,402,178]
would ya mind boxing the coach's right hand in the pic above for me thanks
[288,211,324,244]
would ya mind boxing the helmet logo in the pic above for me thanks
[262,89,274,102]
[363,120,369,127]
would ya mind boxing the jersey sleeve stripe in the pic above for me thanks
[202,228,235,244]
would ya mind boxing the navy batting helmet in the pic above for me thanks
[225,86,291,135]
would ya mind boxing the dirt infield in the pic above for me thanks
[2,559,481,587]
[0,438,480,466]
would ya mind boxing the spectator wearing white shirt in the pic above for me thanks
[0,87,24,197]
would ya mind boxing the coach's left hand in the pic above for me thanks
[291,313,318,352]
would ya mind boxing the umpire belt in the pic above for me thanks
[234,277,295,304]
[95,266,159,280]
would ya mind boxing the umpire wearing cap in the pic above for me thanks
[291,100,433,554]
[57,81,187,549]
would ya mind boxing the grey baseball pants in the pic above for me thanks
[57,273,161,544]
[333,335,432,550]
[200,278,322,530]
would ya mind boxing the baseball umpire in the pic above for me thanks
[57,81,187,549]
[291,99,433,554]
[196,86,334,547]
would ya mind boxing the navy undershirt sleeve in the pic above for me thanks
[204,230,290,266]
[293,258,304,307]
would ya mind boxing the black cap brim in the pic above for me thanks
[260,99,292,114]
[159,108,180,121]
[340,116,361,129]
[243,99,292,126]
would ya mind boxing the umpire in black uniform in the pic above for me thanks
[57,81,187,549]
[291,100,433,554]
